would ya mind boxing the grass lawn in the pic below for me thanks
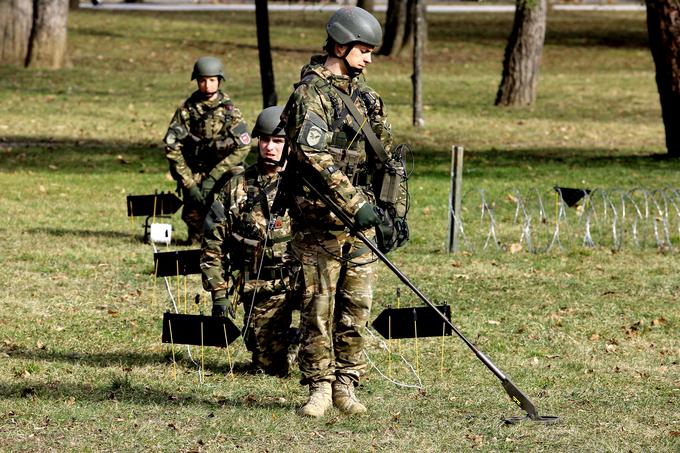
[0,8,678,452]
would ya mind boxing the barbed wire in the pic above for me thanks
[451,187,680,253]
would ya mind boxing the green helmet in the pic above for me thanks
[252,106,285,138]
[326,6,382,47]
[191,56,225,81]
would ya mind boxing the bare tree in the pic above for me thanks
[356,0,375,12]
[0,0,69,69]
[255,0,276,108]
[495,0,547,106]
[378,0,415,57]
[646,0,680,157]
[412,0,424,127]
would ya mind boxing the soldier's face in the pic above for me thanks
[339,43,374,72]
[259,135,286,166]
[196,76,220,96]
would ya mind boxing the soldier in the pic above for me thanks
[281,7,392,416]
[163,56,251,245]
[201,106,299,377]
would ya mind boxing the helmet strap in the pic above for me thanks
[337,43,363,78]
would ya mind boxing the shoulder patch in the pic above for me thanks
[231,121,251,146]
[298,110,328,150]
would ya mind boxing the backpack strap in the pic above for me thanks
[332,86,388,165]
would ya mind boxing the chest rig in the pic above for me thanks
[307,76,375,188]
[182,94,234,173]
[230,167,291,281]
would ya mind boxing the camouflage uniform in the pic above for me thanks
[164,90,251,242]
[201,164,299,376]
[282,55,393,386]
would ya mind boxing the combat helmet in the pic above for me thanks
[252,106,285,138]
[326,6,383,47]
[191,56,225,81]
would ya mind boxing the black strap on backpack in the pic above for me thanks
[332,87,389,165]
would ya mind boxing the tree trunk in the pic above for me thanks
[646,0,680,157]
[356,0,375,12]
[255,0,276,108]
[0,0,68,68]
[0,0,34,66]
[27,0,69,68]
[495,0,547,106]
[379,0,413,56]
[412,0,424,127]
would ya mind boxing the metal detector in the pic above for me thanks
[300,175,558,424]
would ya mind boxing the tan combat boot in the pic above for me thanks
[332,377,366,415]
[297,381,332,417]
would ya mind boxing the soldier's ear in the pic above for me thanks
[334,43,348,58]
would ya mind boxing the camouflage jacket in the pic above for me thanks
[282,54,393,231]
[201,164,292,299]
[163,90,251,189]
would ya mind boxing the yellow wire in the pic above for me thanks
[128,200,134,227]
[184,274,188,314]
[414,317,419,377]
[175,261,180,312]
[152,260,158,307]
[396,289,401,353]
[152,195,157,225]
[223,324,234,379]
[346,116,368,151]
[168,318,177,381]
[388,312,392,377]
[200,321,205,383]
[440,322,445,379]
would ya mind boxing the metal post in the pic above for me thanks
[448,145,464,253]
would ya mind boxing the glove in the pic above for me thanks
[212,296,229,317]
[186,185,205,205]
[354,203,381,230]
[201,176,217,199]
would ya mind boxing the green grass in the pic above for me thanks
[1,9,679,452]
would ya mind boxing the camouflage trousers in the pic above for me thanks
[181,187,207,243]
[291,229,375,385]
[240,277,298,377]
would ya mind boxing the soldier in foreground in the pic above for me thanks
[201,106,299,377]
[282,7,393,416]
[163,56,251,245]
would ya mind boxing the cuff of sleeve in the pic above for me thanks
[183,178,196,189]
[346,193,368,217]
[212,290,228,302]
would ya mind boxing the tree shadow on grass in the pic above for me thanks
[0,137,166,174]
[0,379,296,410]
[24,227,140,241]
[4,347,288,392]
[412,147,679,179]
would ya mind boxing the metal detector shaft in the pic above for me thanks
[301,176,539,419]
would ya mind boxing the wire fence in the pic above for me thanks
[450,187,680,254]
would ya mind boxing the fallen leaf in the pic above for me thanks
[509,243,522,254]
[167,422,177,430]
[48,164,58,170]
[506,194,518,204]
[487,320,500,325]
[107,309,119,317]
[36,341,45,350]
[590,333,600,341]
[652,317,667,326]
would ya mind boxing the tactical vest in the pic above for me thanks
[182,94,235,173]
[228,166,291,281]
[302,75,381,188]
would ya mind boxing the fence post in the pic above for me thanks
[448,145,464,253]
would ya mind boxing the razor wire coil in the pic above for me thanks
[450,187,680,253]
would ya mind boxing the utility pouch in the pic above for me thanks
[328,146,361,180]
